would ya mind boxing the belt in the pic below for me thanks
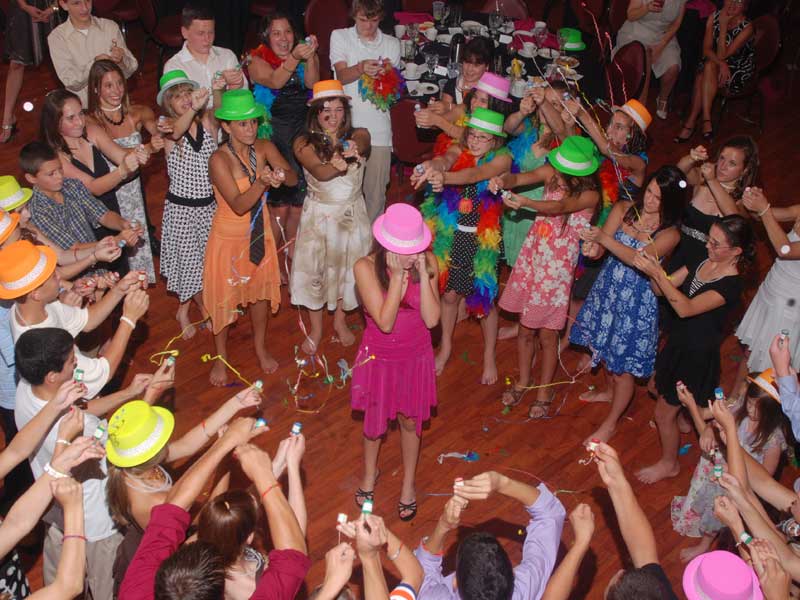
[457,224,477,233]
[681,224,708,243]
[166,192,214,207]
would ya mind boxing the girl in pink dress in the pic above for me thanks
[490,136,601,418]
[351,203,440,522]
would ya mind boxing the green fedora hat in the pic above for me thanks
[157,69,199,106]
[548,135,599,176]
[559,27,586,51]
[214,89,267,121]
[467,106,507,138]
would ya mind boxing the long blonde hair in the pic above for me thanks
[105,447,169,527]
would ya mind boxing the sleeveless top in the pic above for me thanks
[166,124,217,206]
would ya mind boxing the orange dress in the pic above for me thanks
[202,177,281,334]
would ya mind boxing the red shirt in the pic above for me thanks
[119,503,311,600]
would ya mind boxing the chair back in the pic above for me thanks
[525,0,548,19]
[93,0,122,17]
[134,0,158,32]
[571,0,606,35]
[305,0,351,80]
[752,14,781,72]
[480,0,530,19]
[606,40,646,105]
[402,0,433,10]
[607,0,627,36]
[390,99,434,165]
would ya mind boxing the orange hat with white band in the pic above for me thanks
[0,239,57,299]
[0,209,19,246]
[308,79,352,106]
[613,99,652,133]
[748,368,780,403]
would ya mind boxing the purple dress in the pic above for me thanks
[351,277,437,438]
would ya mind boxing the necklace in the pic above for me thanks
[100,104,122,112]
[102,105,125,127]
[719,180,737,192]
[124,465,173,494]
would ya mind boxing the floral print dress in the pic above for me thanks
[499,186,593,330]
[671,412,786,538]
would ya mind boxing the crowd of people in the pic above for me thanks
[0,0,795,598]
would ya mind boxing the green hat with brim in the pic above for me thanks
[559,28,586,51]
[157,70,199,107]
[467,106,507,138]
[214,89,267,121]
[547,135,600,176]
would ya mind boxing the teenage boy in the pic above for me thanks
[20,141,140,253]
[417,471,566,600]
[15,327,171,600]
[163,4,248,110]
[48,0,138,106]
[0,239,150,396]
[330,0,400,223]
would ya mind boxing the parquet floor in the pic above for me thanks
[2,20,800,599]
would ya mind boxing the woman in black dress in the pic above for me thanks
[248,12,320,282]
[674,0,755,142]
[632,214,755,484]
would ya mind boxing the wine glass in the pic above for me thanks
[424,51,439,80]
[488,12,503,37]
[557,31,567,53]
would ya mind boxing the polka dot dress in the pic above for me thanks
[160,125,218,303]
[0,549,30,598]
[445,184,480,297]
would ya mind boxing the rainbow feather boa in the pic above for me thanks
[358,61,405,111]
[420,148,510,317]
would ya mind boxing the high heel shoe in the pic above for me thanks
[702,119,714,141]
[673,124,695,143]
[0,122,17,144]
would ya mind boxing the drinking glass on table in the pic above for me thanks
[488,11,503,37]
[557,31,567,53]
[424,51,439,79]
[432,1,450,25]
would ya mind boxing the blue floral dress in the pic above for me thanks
[569,229,658,377]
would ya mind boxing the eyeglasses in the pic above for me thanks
[707,237,731,249]
[467,130,493,143]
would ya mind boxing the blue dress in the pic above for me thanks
[569,230,658,377]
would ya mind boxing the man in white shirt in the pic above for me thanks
[163,4,248,110]
[48,0,138,106]
[14,327,166,599]
[330,0,400,223]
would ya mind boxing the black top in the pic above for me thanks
[669,202,721,273]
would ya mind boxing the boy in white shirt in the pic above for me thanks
[330,0,400,222]
[163,4,248,110]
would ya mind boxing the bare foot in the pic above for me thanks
[584,423,616,445]
[636,460,680,484]
[334,320,356,347]
[678,411,692,434]
[257,351,279,374]
[176,311,197,341]
[579,388,612,403]
[481,355,497,385]
[498,324,519,340]
[301,330,322,355]
[679,539,713,563]
[435,346,451,376]
[209,360,228,386]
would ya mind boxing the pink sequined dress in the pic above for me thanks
[351,277,437,438]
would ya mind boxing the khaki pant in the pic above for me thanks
[363,145,392,224]
[44,524,122,600]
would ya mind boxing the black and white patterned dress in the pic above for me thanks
[160,124,218,303]
[700,11,755,95]
[0,546,30,598]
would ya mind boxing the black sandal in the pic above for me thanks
[673,124,695,144]
[355,488,374,507]
[398,499,417,521]
[702,119,714,141]
[354,469,381,507]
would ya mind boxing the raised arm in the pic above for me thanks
[542,504,594,600]
[29,478,86,600]
[743,189,800,258]
[595,443,659,567]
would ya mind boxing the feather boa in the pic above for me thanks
[420,148,510,317]
[358,61,405,111]
[508,118,540,172]
[249,44,308,139]
[433,113,469,157]
[597,158,633,226]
